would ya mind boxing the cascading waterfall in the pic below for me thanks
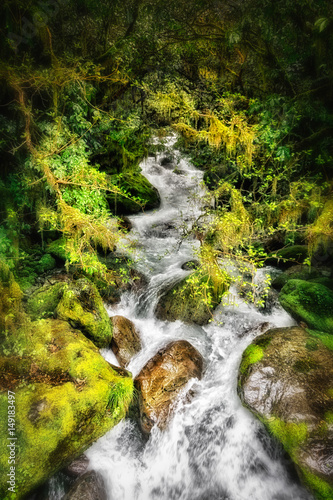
[86,136,314,500]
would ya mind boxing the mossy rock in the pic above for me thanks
[271,265,324,290]
[155,271,228,325]
[107,172,160,215]
[26,281,67,321]
[309,277,333,292]
[279,279,333,334]
[56,278,113,347]
[47,238,69,262]
[271,265,333,291]
[26,276,113,347]
[14,250,57,291]
[238,326,333,500]
[0,319,133,500]
[266,245,308,269]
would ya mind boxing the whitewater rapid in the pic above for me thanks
[85,136,313,500]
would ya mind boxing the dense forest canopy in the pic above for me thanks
[0,0,333,295]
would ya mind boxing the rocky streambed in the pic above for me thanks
[83,137,332,500]
[4,136,333,500]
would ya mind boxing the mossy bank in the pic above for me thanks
[0,265,133,499]
[0,318,133,500]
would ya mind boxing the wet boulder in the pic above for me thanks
[0,319,133,500]
[110,315,142,367]
[63,471,107,500]
[238,326,333,499]
[135,340,204,434]
[63,455,89,478]
[279,279,333,334]
[155,270,228,325]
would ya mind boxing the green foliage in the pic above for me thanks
[156,264,230,325]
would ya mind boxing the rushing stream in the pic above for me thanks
[85,136,314,500]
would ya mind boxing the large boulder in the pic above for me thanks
[155,271,227,325]
[279,279,333,334]
[26,276,113,347]
[63,471,107,500]
[0,319,133,500]
[238,326,333,500]
[135,340,204,434]
[110,316,142,367]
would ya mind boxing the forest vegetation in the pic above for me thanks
[0,1,333,498]
[0,0,332,295]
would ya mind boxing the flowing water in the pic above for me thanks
[85,136,314,500]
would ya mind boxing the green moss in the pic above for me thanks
[26,282,66,320]
[307,329,333,351]
[0,319,133,500]
[239,344,264,374]
[56,278,112,347]
[47,238,68,262]
[279,280,333,334]
[301,469,333,500]
[0,260,24,335]
[324,411,333,424]
[268,418,308,458]
[107,172,160,215]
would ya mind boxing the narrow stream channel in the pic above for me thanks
[86,136,314,500]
